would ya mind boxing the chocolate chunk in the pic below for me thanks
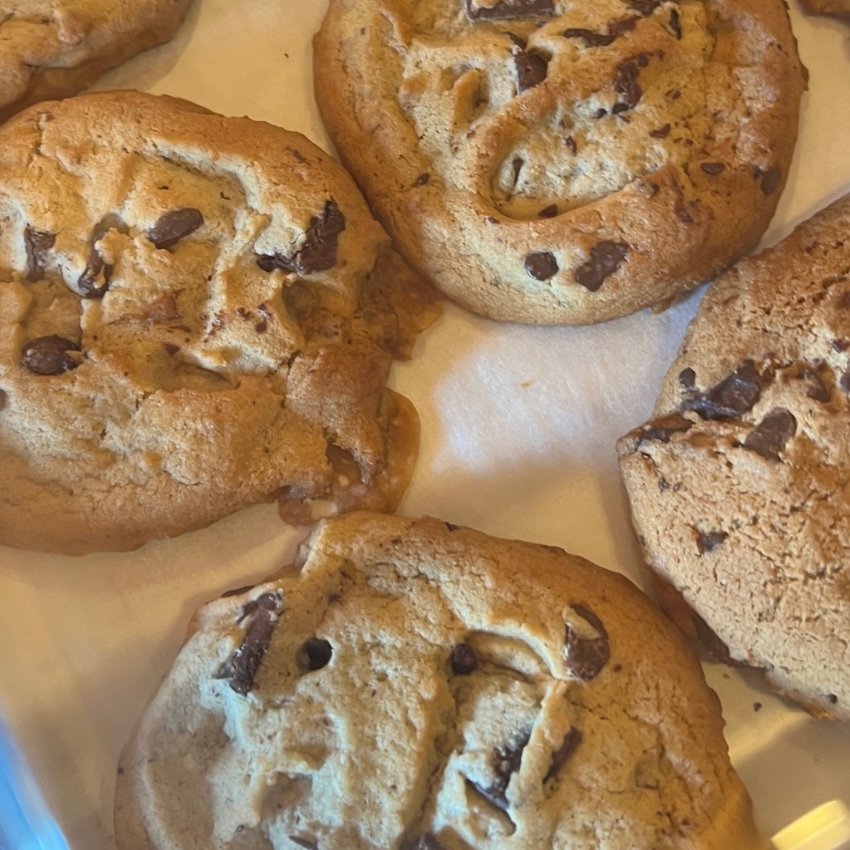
[563,28,616,47]
[163,342,180,356]
[450,643,479,675]
[564,135,577,154]
[506,31,527,49]
[24,227,55,282]
[630,0,662,14]
[678,367,696,389]
[701,162,725,175]
[613,60,642,111]
[544,727,582,783]
[608,17,638,36]
[692,614,737,664]
[216,592,282,695]
[78,215,127,298]
[444,522,460,531]
[697,530,727,554]
[744,408,796,461]
[758,169,782,195]
[802,367,831,402]
[515,51,549,91]
[464,0,554,21]
[639,413,693,444]
[302,637,333,671]
[148,208,204,249]
[289,839,319,850]
[827,694,839,704]
[832,339,849,353]
[257,200,346,275]
[669,9,682,38]
[565,605,610,680]
[538,204,558,218]
[683,360,762,420]
[20,336,80,375]
[574,241,629,292]
[650,123,671,138]
[470,732,530,811]
[525,251,559,281]
[414,173,431,186]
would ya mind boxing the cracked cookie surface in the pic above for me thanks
[618,193,850,720]
[0,0,194,124]
[115,512,762,850]
[0,92,439,554]
[798,0,850,19]
[315,0,805,325]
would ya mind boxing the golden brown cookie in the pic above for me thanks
[618,193,850,720]
[0,0,194,124]
[115,513,764,850]
[0,92,439,555]
[799,0,850,20]
[315,0,805,325]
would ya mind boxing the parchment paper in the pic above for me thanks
[0,1,849,847]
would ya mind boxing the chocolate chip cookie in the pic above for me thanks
[314,0,805,325]
[115,513,763,850]
[0,0,194,124]
[618,193,850,720]
[0,92,439,555]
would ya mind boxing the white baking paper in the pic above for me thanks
[0,1,848,847]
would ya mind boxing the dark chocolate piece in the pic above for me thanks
[538,203,558,218]
[697,530,727,554]
[20,336,80,375]
[78,215,127,298]
[682,360,762,420]
[450,643,479,675]
[613,60,642,111]
[289,838,319,850]
[678,367,696,389]
[525,251,559,280]
[565,605,609,680]
[216,592,283,695]
[257,200,346,275]
[515,52,549,91]
[801,367,831,403]
[758,169,781,195]
[464,0,554,22]
[24,227,55,282]
[574,241,629,292]
[148,208,204,249]
[544,727,582,782]
[469,732,530,812]
[302,637,333,671]
[668,9,682,38]
[630,0,663,14]
[700,162,725,175]
[649,123,671,138]
[743,408,796,461]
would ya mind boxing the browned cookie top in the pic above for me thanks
[618,193,850,720]
[115,513,763,850]
[798,0,850,20]
[0,92,438,554]
[316,0,805,324]
[0,0,194,123]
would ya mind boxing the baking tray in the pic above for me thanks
[0,1,848,847]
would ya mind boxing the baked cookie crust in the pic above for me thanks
[315,0,805,325]
[618,193,850,720]
[115,512,764,850]
[0,0,194,124]
[0,92,439,555]
[798,0,850,19]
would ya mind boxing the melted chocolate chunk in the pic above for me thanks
[414,173,430,186]
[148,208,204,249]
[20,336,80,375]
[801,367,831,402]
[24,227,55,282]
[538,203,558,218]
[470,732,530,811]
[464,0,554,21]
[649,123,671,139]
[78,215,127,298]
[563,28,616,47]
[515,51,549,91]
[608,17,638,36]
[444,522,460,531]
[257,200,346,275]
[450,643,479,675]
[639,413,693,444]
[669,8,682,38]
[574,241,629,292]
[758,169,782,195]
[525,251,559,280]
[678,367,696,389]
[744,408,796,461]
[682,360,762,420]
[613,60,642,111]
[697,530,727,554]
[216,592,282,695]
[506,31,527,49]
[564,135,577,154]
[630,0,663,14]
[544,727,582,783]
[301,638,333,671]
[288,838,319,850]
[565,605,609,680]
[701,162,725,175]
